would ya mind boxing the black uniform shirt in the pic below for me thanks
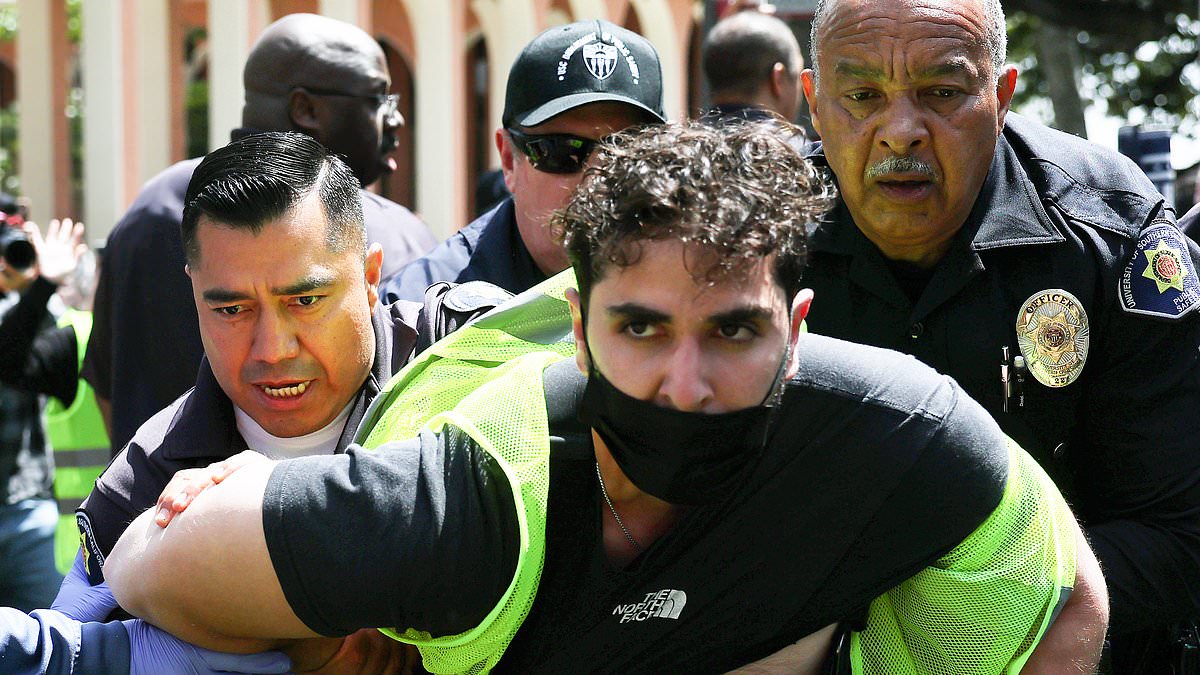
[801,112,1200,634]
[263,336,1008,672]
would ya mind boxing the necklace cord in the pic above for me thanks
[595,461,644,553]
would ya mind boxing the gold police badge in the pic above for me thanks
[1016,289,1089,388]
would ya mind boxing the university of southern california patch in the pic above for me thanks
[1119,223,1200,319]
[76,511,106,585]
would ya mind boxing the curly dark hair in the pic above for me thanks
[555,120,835,305]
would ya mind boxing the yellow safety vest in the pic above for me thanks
[43,309,110,574]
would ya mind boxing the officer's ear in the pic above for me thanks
[497,128,519,194]
[566,287,590,375]
[364,243,383,309]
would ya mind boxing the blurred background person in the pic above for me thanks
[700,10,804,127]
[0,217,92,611]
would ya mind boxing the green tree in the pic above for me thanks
[1006,0,1199,135]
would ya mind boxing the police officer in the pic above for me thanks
[0,132,507,674]
[105,122,1105,673]
[84,13,439,458]
[382,19,665,303]
[798,1,1200,670]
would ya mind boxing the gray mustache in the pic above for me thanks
[865,155,935,180]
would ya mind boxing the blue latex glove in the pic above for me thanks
[51,550,117,622]
[124,619,292,675]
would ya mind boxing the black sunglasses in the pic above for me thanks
[506,129,601,174]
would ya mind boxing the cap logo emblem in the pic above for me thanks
[557,31,642,84]
[583,42,618,80]
[1015,289,1089,388]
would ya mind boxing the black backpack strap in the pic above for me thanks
[415,280,514,355]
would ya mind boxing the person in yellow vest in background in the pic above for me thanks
[0,218,109,581]
[44,301,110,574]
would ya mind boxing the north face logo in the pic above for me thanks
[613,589,687,623]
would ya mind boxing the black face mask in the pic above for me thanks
[577,344,789,506]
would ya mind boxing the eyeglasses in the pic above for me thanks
[298,87,401,121]
[505,128,601,174]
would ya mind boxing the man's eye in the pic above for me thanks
[718,324,756,341]
[294,295,320,307]
[624,321,651,336]
[215,305,243,317]
[928,88,960,99]
[845,91,877,103]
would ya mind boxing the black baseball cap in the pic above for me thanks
[502,20,666,129]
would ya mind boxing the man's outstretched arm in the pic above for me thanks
[1023,524,1109,674]
[108,433,520,653]
[106,458,314,653]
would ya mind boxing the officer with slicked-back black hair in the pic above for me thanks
[83,13,438,464]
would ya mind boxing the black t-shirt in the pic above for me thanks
[263,335,1008,672]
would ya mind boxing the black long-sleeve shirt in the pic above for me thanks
[0,276,78,407]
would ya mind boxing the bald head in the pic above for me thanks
[244,14,383,98]
[241,13,398,187]
[809,0,1007,88]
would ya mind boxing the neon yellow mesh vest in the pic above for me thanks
[852,439,1078,674]
[354,269,1078,675]
[356,272,578,675]
[43,309,111,574]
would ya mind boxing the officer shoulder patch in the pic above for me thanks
[76,511,106,585]
[1119,223,1200,319]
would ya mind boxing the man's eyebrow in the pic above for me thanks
[709,306,775,325]
[833,61,884,80]
[273,273,337,297]
[605,303,671,323]
[832,59,976,81]
[917,59,975,80]
[201,288,251,304]
[200,274,337,304]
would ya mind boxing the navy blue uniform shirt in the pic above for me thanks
[382,198,548,304]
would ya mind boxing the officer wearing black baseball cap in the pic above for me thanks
[384,19,666,304]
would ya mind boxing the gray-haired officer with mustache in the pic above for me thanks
[798,1,1200,671]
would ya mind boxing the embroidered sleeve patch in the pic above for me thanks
[1119,223,1200,319]
[76,511,106,585]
